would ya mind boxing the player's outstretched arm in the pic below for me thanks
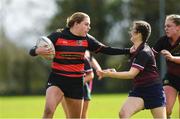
[97,67,139,80]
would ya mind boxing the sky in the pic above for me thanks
[1,0,57,48]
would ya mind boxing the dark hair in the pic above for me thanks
[133,20,151,42]
[166,14,180,26]
[66,12,89,28]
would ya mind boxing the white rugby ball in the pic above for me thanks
[36,36,55,60]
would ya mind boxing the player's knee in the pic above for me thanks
[44,107,55,115]
[81,114,86,119]
[166,108,172,117]
[119,109,130,118]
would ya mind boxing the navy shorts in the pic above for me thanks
[46,72,84,99]
[129,84,166,109]
[83,83,91,101]
[163,73,180,93]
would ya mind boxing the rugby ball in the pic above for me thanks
[36,36,55,60]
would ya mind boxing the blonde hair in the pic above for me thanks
[166,14,180,26]
[66,12,90,28]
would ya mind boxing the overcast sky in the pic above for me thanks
[1,0,57,48]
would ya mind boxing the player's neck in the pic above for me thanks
[70,27,80,36]
[133,40,143,49]
[171,34,179,44]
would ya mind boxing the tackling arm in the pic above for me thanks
[91,57,102,71]
[98,67,140,80]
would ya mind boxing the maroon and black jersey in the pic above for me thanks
[131,43,161,87]
[30,28,130,78]
[152,36,180,77]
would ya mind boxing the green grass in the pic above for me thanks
[0,94,179,118]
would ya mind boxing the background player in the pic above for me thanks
[61,50,101,118]
[152,14,180,118]
[82,50,102,118]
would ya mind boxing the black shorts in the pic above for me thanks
[83,83,91,101]
[46,72,84,99]
[129,84,166,109]
[163,73,180,93]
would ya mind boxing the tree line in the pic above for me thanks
[0,0,179,95]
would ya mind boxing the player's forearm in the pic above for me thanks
[104,71,134,79]
[91,58,102,71]
[171,56,180,64]
[84,72,94,83]
[100,46,130,55]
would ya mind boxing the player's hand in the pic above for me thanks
[96,68,116,80]
[36,47,54,55]
[104,68,116,72]
[96,70,103,80]
[161,50,173,61]
[161,49,170,57]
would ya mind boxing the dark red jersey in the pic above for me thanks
[152,36,180,77]
[131,43,161,87]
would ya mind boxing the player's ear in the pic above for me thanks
[74,22,78,26]
[138,33,143,41]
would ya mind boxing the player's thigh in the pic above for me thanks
[45,86,64,109]
[120,97,144,115]
[178,95,180,115]
[164,86,177,109]
[178,94,180,102]
[61,98,69,118]
[82,100,90,117]
[151,106,166,119]
[64,97,83,118]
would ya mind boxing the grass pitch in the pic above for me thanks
[0,94,178,118]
